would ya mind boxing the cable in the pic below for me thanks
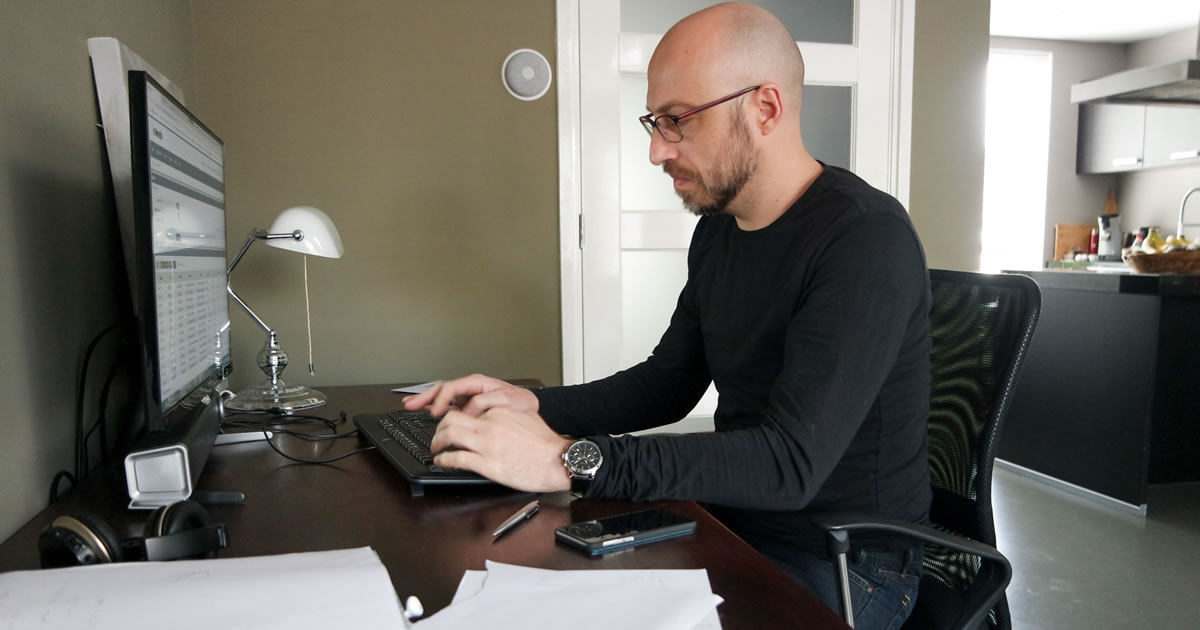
[73,324,123,479]
[81,355,122,475]
[223,410,371,464]
[260,434,375,465]
[49,471,76,505]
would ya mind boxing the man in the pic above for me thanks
[405,4,931,628]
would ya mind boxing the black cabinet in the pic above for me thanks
[998,271,1200,509]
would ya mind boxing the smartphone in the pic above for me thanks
[554,508,697,555]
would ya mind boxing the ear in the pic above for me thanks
[751,83,785,136]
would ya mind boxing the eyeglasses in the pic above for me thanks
[639,85,761,143]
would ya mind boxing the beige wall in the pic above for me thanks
[0,0,195,541]
[989,37,1127,264]
[908,0,991,271]
[0,0,559,544]
[190,0,562,396]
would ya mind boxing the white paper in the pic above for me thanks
[418,560,723,630]
[0,547,404,630]
[391,380,445,394]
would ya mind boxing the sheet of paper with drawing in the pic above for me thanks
[0,547,404,630]
[416,560,723,630]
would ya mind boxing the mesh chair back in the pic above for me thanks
[919,270,1040,630]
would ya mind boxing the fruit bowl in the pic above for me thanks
[1122,250,1200,274]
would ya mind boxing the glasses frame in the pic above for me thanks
[639,85,761,143]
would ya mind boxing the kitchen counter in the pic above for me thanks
[997,269,1200,511]
[1007,268,1200,296]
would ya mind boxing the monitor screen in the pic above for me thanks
[128,71,231,429]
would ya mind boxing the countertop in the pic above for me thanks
[1005,268,1200,296]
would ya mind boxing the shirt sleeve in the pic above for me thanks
[533,219,718,436]
[534,277,713,436]
[579,212,928,510]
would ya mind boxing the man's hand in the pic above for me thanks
[429,407,572,493]
[402,373,539,418]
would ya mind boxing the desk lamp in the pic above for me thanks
[225,206,344,413]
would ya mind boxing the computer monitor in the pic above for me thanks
[127,71,231,433]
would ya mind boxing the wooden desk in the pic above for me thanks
[0,385,847,629]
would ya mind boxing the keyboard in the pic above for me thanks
[353,410,491,496]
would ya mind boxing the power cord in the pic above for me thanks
[73,323,125,479]
[222,410,375,465]
[51,322,128,503]
[81,354,123,474]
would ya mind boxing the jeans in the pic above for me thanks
[780,546,923,630]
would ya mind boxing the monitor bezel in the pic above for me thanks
[127,70,232,432]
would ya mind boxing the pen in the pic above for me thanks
[492,499,540,540]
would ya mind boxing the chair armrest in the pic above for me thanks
[811,512,1012,630]
[811,511,1010,566]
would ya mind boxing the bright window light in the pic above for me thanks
[981,49,1053,272]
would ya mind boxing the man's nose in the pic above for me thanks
[648,129,678,166]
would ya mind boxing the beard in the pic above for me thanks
[664,110,758,217]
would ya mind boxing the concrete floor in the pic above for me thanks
[992,467,1200,629]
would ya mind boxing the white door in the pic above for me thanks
[557,0,912,431]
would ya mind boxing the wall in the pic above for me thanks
[190,0,562,397]
[0,1,195,542]
[989,37,1127,264]
[1118,26,1200,235]
[1127,25,1197,69]
[907,0,991,270]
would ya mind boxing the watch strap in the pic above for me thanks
[570,475,591,497]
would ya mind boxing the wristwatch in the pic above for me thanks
[562,439,603,496]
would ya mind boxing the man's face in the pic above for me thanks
[662,106,758,217]
[646,72,759,217]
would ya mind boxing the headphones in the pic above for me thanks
[38,500,228,568]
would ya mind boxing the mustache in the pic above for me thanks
[662,162,695,180]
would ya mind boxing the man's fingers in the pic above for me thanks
[432,449,488,475]
[428,375,495,416]
[460,391,509,416]
[430,411,489,454]
[401,384,441,410]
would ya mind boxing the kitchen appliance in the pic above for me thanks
[1097,214,1123,260]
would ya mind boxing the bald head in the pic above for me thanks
[648,2,805,120]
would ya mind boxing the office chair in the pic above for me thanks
[814,269,1041,630]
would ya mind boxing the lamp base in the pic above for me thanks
[225,382,328,413]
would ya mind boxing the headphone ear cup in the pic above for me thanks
[144,500,220,559]
[38,512,124,567]
[145,500,213,537]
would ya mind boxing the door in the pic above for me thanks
[559,0,910,430]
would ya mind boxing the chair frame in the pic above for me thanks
[814,270,1041,630]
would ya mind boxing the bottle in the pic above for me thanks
[1089,228,1098,255]
[1103,188,1118,216]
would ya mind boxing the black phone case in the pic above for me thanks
[554,508,697,555]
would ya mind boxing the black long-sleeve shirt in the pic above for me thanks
[535,165,932,561]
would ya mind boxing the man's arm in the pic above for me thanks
[581,213,927,510]
[534,295,713,436]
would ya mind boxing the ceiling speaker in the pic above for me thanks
[502,48,552,101]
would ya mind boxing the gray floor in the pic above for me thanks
[992,466,1200,629]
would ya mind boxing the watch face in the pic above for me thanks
[566,440,602,476]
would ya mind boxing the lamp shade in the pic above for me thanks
[265,206,344,259]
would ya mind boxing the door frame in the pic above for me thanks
[554,0,916,386]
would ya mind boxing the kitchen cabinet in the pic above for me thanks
[998,270,1200,511]
[1077,104,1145,174]
[1144,105,1200,169]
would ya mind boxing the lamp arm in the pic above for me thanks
[226,228,300,335]
[227,285,272,334]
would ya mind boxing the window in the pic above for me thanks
[981,49,1052,273]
